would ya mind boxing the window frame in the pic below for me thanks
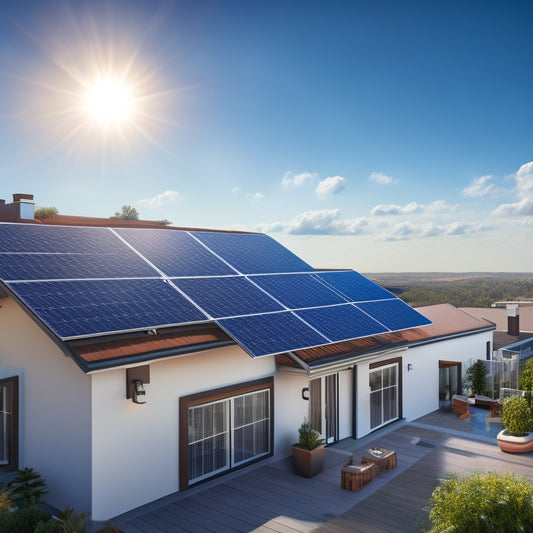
[0,376,19,471]
[179,377,274,490]
[368,357,403,431]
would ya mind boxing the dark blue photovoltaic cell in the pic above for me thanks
[296,304,389,342]
[0,224,122,253]
[355,299,432,331]
[173,276,284,318]
[192,232,314,274]
[249,274,347,308]
[0,253,158,281]
[115,228,236,277]
[8,279,208,338]
[217,312,328,357]
[316,271,394,302]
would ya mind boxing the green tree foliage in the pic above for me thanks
[34,207,58,219]
[154,219,172,226]
[110,205,139,220]
[7,467,48,506]
[426,471,533,533]
[399,277,533,308]
[0,503,51,533]
[464,360,488,396]
[501,396,533,436]
[519,359,533,392]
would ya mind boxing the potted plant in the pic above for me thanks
[292,420,325,478]
[497,396,533,452]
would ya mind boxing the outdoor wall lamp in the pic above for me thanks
[132,380,146,404]
[126,365,150,405]
[301,387,310,400]
[408,363,414,372]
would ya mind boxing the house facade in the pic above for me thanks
[0,203,494,520]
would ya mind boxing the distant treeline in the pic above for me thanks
[394,278,533,308]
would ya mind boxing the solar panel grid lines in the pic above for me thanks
[191,231,315,274]
[216,310,331,358]
[8,278,210,339]
[114,227,237,277]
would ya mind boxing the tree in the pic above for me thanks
[520,359,533,392]
[464,359,488,396]
[34,207,58,220]
[110,205,139,220]
[426,471,533,533]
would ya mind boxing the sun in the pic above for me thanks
[84,77,134,128]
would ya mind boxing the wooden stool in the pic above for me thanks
[341,457,375,491]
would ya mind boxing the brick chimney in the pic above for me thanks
[0,193,35,221]
[507,304,520,336]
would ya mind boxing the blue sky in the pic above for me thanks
[1,0,532,272]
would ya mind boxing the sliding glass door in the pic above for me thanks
[187,387,271,485]
[369,363,398,430]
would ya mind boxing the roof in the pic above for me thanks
[279,304,495,373]
[0,219,431,370]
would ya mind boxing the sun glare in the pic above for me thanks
[84,77,134,127]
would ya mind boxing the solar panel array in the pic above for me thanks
[0,222,431,357]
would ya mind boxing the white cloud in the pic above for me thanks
[382,221,492,241]
[259,209,367,235]
[492,197,533,217]
[245,192,265,203]
[515,161,533,198]
[137,190,181,208]
[462,175,495,197]
[370,200,454,217]
[281,171,318,190]
[315,176,346,199]
[369,172,399,185]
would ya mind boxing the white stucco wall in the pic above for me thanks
[355,332,493,437]
[0,296,92,514]
[90,345,277,521]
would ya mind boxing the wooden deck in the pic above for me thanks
[113,415,533,533]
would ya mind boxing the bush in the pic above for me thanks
[519,359,533,392]
[426,471,533,533]
[501,396,533,436]
[464,359,488,396]
[296,420,324,451]
[35,517,64,533]
[34,207,58,220]
[8,467,48,506]
[0,503,51,533]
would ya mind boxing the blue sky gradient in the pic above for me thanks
[1,0,532,271]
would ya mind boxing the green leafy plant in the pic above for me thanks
[8,467,48,506]
[35,507,89,533]
[34,207,58,220]
[501,396,533,436]
[464,359,488,396]
[426,471,533,533]
[0,481,20,513]
[295,420,324,451]
[0,503,51,533]
[110,205,139,220]
[519,359,533,392]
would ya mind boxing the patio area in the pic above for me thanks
[111,409,532,533]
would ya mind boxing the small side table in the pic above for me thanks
[361,448,397,476]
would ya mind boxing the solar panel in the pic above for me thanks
[355,299,432,331]
[8,279,208,339]
[316,271,394,302]
[296,304,389,342]
[0,252,157,281]
[115,228,236,277]
[217,312,328,357]
[173,276,284,318]
[249,273,347,308]
[192,231,314,274]
[0,224,122,253]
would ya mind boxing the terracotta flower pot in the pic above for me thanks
[292,444,325,478]
[497,430,533,453]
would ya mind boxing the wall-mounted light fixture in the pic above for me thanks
[126,365,150,405]
[301,387,310,401]
[407,363,414,372]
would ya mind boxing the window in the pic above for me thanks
[180,378,273,489]
[0,376,18,470]
[369,362,399,430]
